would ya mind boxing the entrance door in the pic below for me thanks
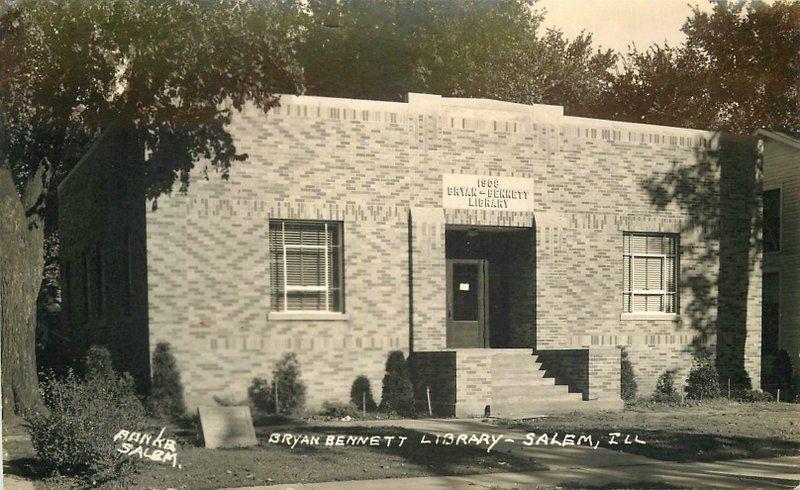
[446,259,489,348]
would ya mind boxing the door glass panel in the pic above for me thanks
[452,263,478,321]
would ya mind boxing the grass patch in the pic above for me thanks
[6,425,546,489]
[497,400,800,462]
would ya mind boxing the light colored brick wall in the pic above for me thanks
[144,93,761,409]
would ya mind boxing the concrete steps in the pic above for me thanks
[485,350,586,418]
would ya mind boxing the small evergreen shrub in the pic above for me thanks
[685,356,721,400]
[271,353,306,414]
[148,342,187,422]
[652,369,681,403]
[25,364,146,484]
[350,375,378,412]
[247,353,306,415]
[247,377,272,412]
[321,401,360,418]
[620,348,638,402]
[380,351,415,416]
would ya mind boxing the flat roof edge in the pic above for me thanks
[274,93,713,136]
[754,129,800,150]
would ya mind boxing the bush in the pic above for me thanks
[768,350,794,401]
[148,342,187,422]
[379,351,415,416]
[84,344,116,381]
[25,364,147,484]
[685,356,721,400]
[722,368,752,398]
[247,377,272,412]
[272,353,306,414]
[735,389,774,403]
[320,401,360,419]
[620,348,638,402]
[652,369,681,403]
[793,374,800,403]
[247,353,306,415]
[350,375,378,412]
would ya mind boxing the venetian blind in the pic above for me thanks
[623,233,678,314]
[269,221,342,312]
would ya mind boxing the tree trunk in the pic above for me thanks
[1,162,47,415]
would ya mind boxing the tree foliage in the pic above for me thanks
[1,0,302,198]
[0,0,302,414]
[296,0,616,115]
[602,0,799,134]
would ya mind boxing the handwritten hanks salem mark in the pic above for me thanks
[114,428,180,468]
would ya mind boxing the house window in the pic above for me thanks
[763,188,781,252]
[269,220,344,312]
[623,233,679,314]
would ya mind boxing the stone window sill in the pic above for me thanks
[620,313,679,321]
[268,311,349,321]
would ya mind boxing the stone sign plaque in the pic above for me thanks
[198,405,258,449]
[442,173,534,212]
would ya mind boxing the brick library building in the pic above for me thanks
[57,93,764,417]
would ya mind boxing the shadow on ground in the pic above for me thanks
[505,424,800,463]
[260,426,548,476]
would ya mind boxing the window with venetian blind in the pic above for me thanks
[623,233,679,314]
[269,220,344,312]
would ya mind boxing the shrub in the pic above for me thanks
[722,368,752,398]
[84,344,116,381]
[148,342,187,422]
[271,353,306,414]
[793,375,800,403]
[769,350,794,401]
[620,349,638,402]
[380,351,415,416]
[320,401,360,419]
[247,377,272,412]
[25,366,147,484]
[652,370,681,403]
[350,375,378,412]
[247,354,306,415]
[735,389,774,403]
[685,356,721,400]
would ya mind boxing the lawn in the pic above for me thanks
[497,400,800,462]
[4,424,547,489]
[5,402,800,488]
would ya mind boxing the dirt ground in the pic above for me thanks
[499,400,800,462]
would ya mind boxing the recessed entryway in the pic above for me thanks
[445,225,535,349]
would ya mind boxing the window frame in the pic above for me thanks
[621,232,680,321]
[763,186,782,253]
[268,219,346,319]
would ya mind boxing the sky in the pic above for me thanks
[536,0,715,53]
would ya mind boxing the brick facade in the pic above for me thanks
[59,93,763,412]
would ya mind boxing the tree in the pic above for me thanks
[148,342,186,422]
[602,0,799,134]
[296,0,616,115]
[0,0,301,414]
